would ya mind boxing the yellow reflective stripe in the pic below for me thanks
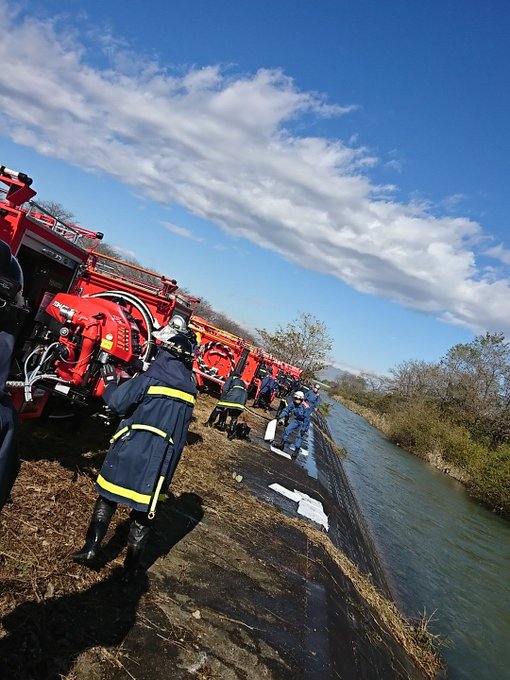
[97,474,152,504]
[111,424,173,442]
[217,401,245,410]
[131,424,167,438]
[110,426,129,442]
[148,475,166,519]
[147,385,195,404]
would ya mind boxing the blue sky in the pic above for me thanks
[1,0,510,375]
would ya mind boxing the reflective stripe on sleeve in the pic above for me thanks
[147,385,196,404]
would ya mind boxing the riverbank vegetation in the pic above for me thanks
[330,332,510,518]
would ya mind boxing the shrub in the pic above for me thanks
[468,444,510,517]
[319,402,331,417]
[386,400,481,468]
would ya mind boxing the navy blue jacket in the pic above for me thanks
[0,332,14,393]
[279,401,310,424]
[218,376,247,411]
[96,350,197,513]
[259,375,277,395]
[0,332,19,511]
[304,389,321,411]
[287,379,301,395]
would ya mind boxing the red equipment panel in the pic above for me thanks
[44,293,142,388]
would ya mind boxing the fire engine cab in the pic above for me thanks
[0,166,194,418]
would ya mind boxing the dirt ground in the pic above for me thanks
[0,395,442,680]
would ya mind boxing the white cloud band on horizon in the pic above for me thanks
[1,4,509,336]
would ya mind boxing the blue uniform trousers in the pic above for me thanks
[0,396,19,511]
[282,419,305,450]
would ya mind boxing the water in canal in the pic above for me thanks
[325,398,510,680]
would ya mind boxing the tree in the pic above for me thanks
[390,359,445,401]
[440,332,510,442]
[334,372,368,395]
[191,298,257,343]
[257,312,332,379]
[361,372,392,393]
[36,200,76,224]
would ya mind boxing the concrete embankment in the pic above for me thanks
[0,396,441,679]
[109,403,439,679]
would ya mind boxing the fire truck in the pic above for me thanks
[0,166,302,418]
[188,313,302,399]
[190,315,262,391]
[0,166,195,418]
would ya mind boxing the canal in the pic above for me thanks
[325,398,510,680]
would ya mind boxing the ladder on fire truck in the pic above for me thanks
[0,165,104,247]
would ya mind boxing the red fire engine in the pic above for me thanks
[0,167,195,418]
[189,315,262,391]
[1,166,302,418]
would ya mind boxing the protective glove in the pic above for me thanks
[278,419,284,426]
[101,363,118,387]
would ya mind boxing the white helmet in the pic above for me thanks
[294,390,305,400]
[152,325,177,344]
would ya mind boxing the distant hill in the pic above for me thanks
[317,365,349,383]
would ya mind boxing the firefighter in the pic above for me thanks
[253,374,277,411]
[301,383,320,438]
[205,371,248,439]
[0,240,23,512]
[72,332,197,580]
[273,390,310,459]
[275,374,300,420]
[304,383,321,414]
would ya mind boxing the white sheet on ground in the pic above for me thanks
[270,445,292,459]
[264,419,277,441]
[268,484,329,531]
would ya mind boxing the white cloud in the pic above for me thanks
[485,244,510,266]
[0,4,509,335]
[160,221,203,242]
[384,158,402,172]
[439,193,466,211]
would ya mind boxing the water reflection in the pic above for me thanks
[326,398,510,680]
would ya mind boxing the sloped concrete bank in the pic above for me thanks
[108,403,439,680]
[312,412,392,595]
[0,397,440,679]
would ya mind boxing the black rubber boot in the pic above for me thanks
[274,440,286,451]
[291,448,300,460]
[205,407,217,427]
[123,516,152,583]
[72,497,116,565]
[226,415,239,440]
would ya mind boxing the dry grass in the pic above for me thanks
[0,395,442,678]
[0,443,124,619]
[332,394,390,431]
